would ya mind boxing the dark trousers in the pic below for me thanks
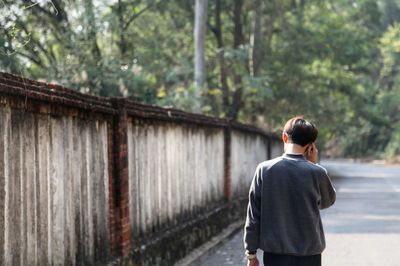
[263,252,321,266]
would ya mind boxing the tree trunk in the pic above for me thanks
[229,0,245,120]
[251,0,263,77]
[194,0,208,112]
[84,0,102,61]
[118,0,127,58]
[83,0,103,94]
[211,0,230,116]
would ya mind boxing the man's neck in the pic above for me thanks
[284,143,307,155]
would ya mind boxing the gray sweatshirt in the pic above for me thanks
[244,153,336,256]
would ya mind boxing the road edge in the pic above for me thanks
[174,220,244,266]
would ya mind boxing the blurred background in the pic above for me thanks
[1,0,400,160]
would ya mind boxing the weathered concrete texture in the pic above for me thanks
[0,106,110,265]
[127,119,225,237]
[130,199,247,266]
[0,72,283,266]
[270,138,282,159]
[123,117,282,266]
[230,130,269,197]
[174,220,244,266]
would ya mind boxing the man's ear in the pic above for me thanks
[282,132,288,143]
[304,143,311,153]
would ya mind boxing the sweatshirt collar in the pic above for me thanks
[282,153,307,161]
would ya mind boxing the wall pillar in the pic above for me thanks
[224,122,232,201]
[108,121,118,256]
[267,134,272,159]
[111,98,132,258]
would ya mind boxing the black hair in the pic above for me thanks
[283,116,318,147]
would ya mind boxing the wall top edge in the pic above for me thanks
[233,125,281,140]
[112,97,228,128]
[0,72,276,137]
[0,71,115,114]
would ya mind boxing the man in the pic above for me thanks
[244,116,336,266]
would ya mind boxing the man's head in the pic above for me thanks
[282,116,318,147]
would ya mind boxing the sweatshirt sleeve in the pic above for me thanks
[243,165,263,253]
[317,165,336,209]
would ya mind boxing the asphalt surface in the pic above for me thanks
[200,160,400,266]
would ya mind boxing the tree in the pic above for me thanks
[194,0,208,113]
[2,0,400,159]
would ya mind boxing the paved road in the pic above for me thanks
[200,160,400,266]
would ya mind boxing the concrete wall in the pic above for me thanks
[0,107,110,265]
[231,130,269,197]
[0,72,283,265]
[271,137,283,159]
[127,119,224,236]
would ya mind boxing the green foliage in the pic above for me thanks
[384,125,400,161]
[1,0,400,159]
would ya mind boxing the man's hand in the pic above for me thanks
[247,257,259,266]
[305,143,318,164]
